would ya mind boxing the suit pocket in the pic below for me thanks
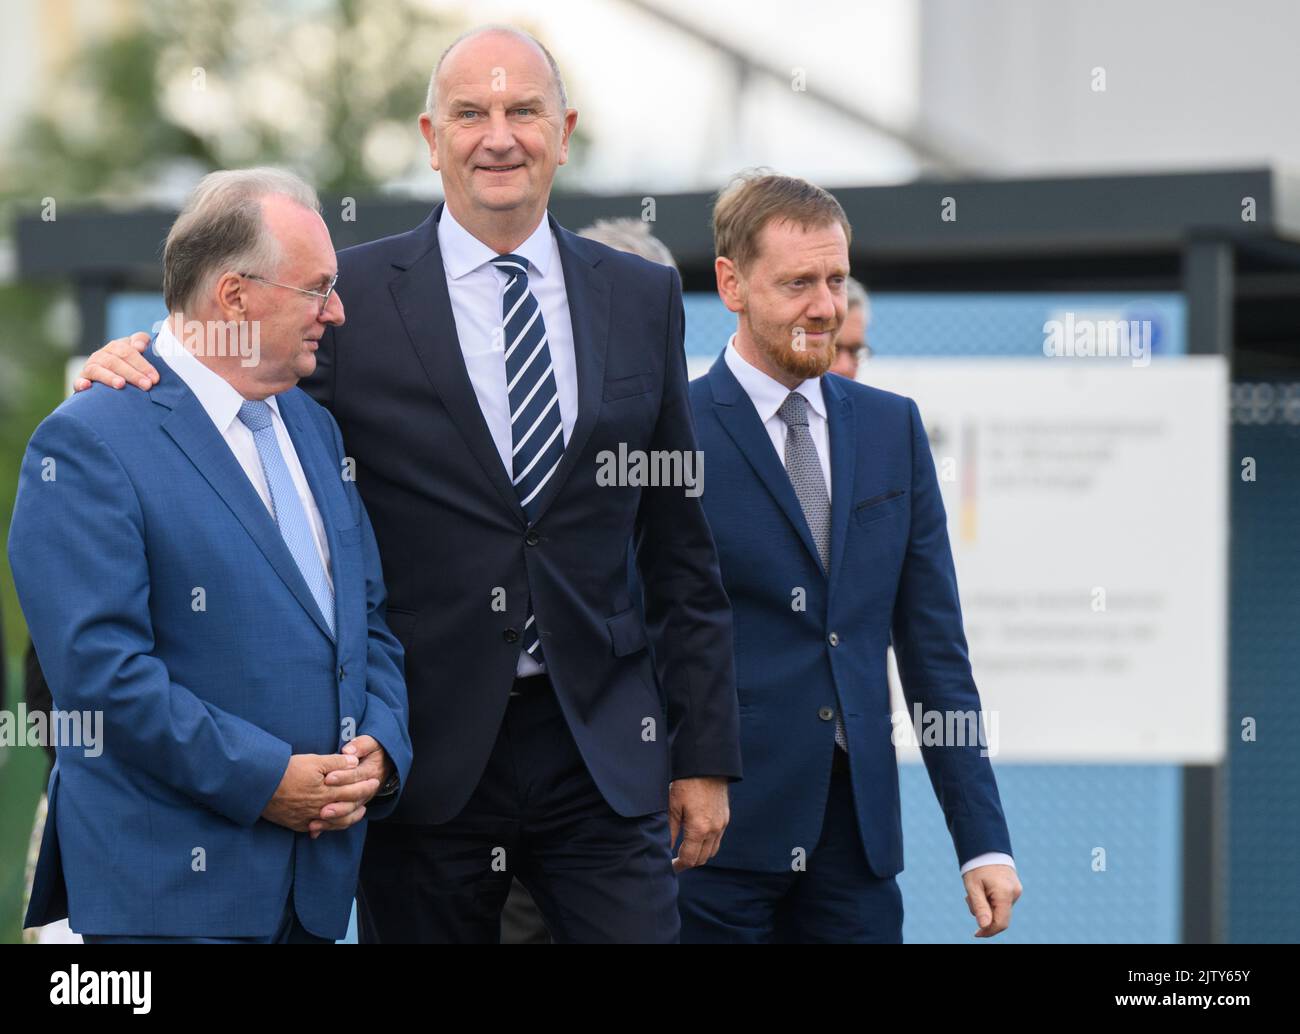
[853,489,907,525]
[603,372,653,401]
[334,524,362,546]
[606,606,649,656]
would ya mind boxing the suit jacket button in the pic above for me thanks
[525,530,540,546]
[338,665,346,680]
[504,627,519,643]
[827,632,840,647]
[818,706,835,721]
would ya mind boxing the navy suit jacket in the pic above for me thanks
[10,344,412,938]
[689,353,1012,875]
[305,203,740,824]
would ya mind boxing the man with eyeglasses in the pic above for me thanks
[11,167,412,942]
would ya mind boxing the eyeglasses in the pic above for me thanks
[240,271,339,315]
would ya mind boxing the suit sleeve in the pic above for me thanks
[891,397,1013,865]
[324,410,412,817]
[7,409,291,826]
[632,268,742,781]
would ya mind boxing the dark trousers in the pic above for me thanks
[357,676,679,944]
[677,765,904,943]
[82,892,331,944]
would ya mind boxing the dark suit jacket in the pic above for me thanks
[306,203,741,823]
[688,353,1012,875]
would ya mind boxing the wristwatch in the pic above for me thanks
[375,769,400,798]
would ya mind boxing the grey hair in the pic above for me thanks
[425,24,568,116]
[845,275,870,321]
[163,167,321,314]
[577,217,677,270]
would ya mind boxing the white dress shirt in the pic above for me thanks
[724,335,832,501]
[155,320,332,589]
[724,334,1015,878]
[437,204,578,676]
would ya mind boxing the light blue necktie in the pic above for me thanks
[492,253,563,663]
[238,399,335,638]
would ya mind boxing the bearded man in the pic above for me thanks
[679,172,1022,943]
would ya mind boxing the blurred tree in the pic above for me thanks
[5,0,464,202]
[1,0,588,206]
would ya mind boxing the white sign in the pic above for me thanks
[864,358,1228,763]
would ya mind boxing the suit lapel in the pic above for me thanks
[822,374,857,600]
[706,352,824,573]
[149,343,336,642]
[388,204,525,523]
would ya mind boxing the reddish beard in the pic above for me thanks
[757,324,837,381]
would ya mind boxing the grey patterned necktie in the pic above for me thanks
[777,391,846,751]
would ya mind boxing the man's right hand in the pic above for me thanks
[261,753,379,834]
[74,332,159,392]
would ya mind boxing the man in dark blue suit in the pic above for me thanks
[677,173,1022,943]
[77,27,740,943]
[13,169,412,942]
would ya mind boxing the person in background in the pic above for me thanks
[578,217,678,270]
[828,276,871,380]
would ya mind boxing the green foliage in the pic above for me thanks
[2,0,467,202]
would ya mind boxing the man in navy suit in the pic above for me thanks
[11,169,412,942]
[677,173,1022,943]
[76,27,740,943]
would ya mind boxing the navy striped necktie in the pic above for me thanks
[492,253,564,662]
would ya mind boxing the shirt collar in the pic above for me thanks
[438,202,554,281]
[155,319,282,435]
[723,333,827,425]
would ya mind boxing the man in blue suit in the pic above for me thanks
[74,26,739,943]
[677,173,1022,943]
[11,168,412,942]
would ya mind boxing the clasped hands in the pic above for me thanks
[261,735,392,839]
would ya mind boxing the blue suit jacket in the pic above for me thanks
[304,204,740,825]
[9,343,412,938]
[689,353,1012,875]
